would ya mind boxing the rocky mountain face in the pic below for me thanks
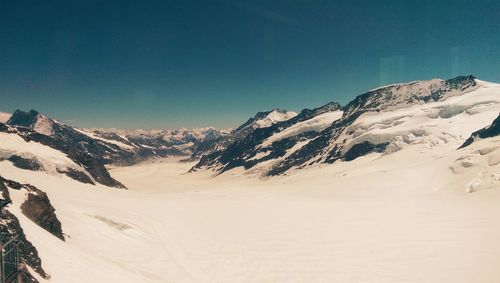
[191,104,339,173]
[7,110,150,166]
[188,108,296,161]
[190,109,297,161]
[0,177,64,281]
[2,110,230,188]
[191,75,498,176]
[0,119,125,188]
[91,127,230,158]
[0,75,497,282]
[459,113,500,148]
[20,186,65,241]
[269,75,480,175]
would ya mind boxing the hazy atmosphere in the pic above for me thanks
[1,0,499,128]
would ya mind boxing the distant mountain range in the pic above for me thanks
[192,75,500,176]
[0,110,231,188]
[1,75,499,185]
[0,75,499,281]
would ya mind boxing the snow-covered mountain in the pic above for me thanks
[190,108,299,161]
[1,114,125,188]
[88,127,231,156]
[7,109,230,163]
[0,75,499,282]
[0,176,62,282]
[0,108,233,189]
[0,110,231,281]
[191,75,500,176]
[459,112,500,148]
[235,108,298,131]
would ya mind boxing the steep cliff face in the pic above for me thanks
[0,179,47,282]
[459,113,500,148]
[269,76,480,175]
[190,109,298,163]
[4,110,231,187]
[0,122,125,188]
[190,75,499,177]
[191,104,341,173]
[20,186,65,241]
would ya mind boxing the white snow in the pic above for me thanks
[363,78,479,112]
[0,132,85,174]
[339,79,500,155]
[172,141,195,151]
[74,128,137,150]
[254,109,297,128]
[88,127,232,141]
[262,110,343,147]
[0,112,11,123]
[33,114,55,136]
[248,150,272,161]
[0,80,499,282]
[0,128,498,283]
[368,78,439,92]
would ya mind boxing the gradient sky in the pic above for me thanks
[1,0,500,129]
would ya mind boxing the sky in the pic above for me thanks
[1,0,500,129]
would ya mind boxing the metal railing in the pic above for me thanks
[0,236,19,283]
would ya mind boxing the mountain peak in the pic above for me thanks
[7,109,58,136]
[342,75,478,119]
[445,75,476,90]
[235,108,297,133]
[7,109,42,128]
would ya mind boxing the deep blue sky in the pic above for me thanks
[1,0,499,129]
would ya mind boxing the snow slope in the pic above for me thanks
[262,110,343,147]
[1,128,498,282]
[253,109,297,128]
[87,127,231,155]
[0,77,498,282]
[0,132,87,175]
[0,112,11,123]
[263,77,498,175]
[115,141,500,283]
[341,79,500,156]
[192,76,487,176]
[74,128,137,150]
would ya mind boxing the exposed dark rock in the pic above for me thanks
[0,177,12,201]
[445,75,477,91]
[7,155,43,171]
[6,110,39,128]
[93,128,228,162]
[0,178,46,280]
[270,75,478,174]
[65,144,125,188]
[342,141,389,161]
[5,110,229,187]
[194,76,479,176]
[57,168,95,185]
[459,113,500,148]
[1,178,23,190]
[191,103,342,172]
[21,189,65,241]
[1,177,65,241]
[1,120,126,188]
[191,108,302,164]
[0,209,43,282]
[268,129,338,176]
